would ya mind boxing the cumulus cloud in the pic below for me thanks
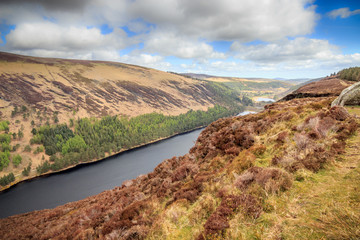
[143,31,224,60]
[1,0,317,42]
[0,0,359,78]
[231,38,338,63]
[7,23,111,50]
[328,7,360,19]
[130,0,317,42]
[0,0,90,11]
[4,22,131,60]
[227,38,360,75]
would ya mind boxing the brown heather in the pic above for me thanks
[0,96,359,239]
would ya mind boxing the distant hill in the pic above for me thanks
[180,73,294,101]
[274,78,311,84]
[179,73,216,80]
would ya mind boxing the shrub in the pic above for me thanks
[12,154,22,167]
[276,131,288,143]
[36,161,51,174]
[0,172,15,186]
[0,121,9,132]
[22,163,32,176]
[230,150,255,174]
[235,167,292,194]
[0,151,10,170]
[294,133,310,150]
[24,145,32,152]
[33,146,44,154]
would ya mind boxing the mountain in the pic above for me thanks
[1,75,359,239]
[0,51,252,189]
[0,52,231,119]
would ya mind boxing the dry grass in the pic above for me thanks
[2,99,359,240]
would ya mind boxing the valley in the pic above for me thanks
[0,52,292,191]
[0,52,359,240]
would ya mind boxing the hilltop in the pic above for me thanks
[0,74,359,239]
[281,75,353,101]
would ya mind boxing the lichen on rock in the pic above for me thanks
[332,81,360,107]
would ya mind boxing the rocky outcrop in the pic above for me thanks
[281,76,352,101]
[332,81,360,107]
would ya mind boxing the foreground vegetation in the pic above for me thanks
[1,97,358,239]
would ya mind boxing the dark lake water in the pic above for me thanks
[0,129,202,219]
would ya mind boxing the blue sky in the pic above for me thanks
[0,0,359,79]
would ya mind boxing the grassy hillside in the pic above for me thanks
[0,52,251,189]
[0,51,230,118]
[1,96,358,239]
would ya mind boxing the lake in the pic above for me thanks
[0,128,203,219]
[255,97,275,102]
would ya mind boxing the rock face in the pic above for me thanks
[332,81,360,107]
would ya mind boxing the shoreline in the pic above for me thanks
[0,125,206,193]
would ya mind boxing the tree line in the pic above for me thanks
[34,105,243,174]
[338,67,360,82]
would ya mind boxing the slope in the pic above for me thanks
[0,94,358,239]
[0,51,249,189]
[0,51,229,119]
[281,75,353,101]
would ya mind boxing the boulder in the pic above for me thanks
[331,81,360,107]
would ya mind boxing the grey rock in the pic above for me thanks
[331,81,360,107]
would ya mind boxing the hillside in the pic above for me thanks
[280,75,352,101]
[0,52,230,118]
[0,51,255,189]
[180,73,293,101]
[274,77,323,100]
[1,77,359,239]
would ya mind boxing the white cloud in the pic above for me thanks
[1,0,317,42]
[4,22,133,60]
[231,38,338,63]
[130,0,317,42]
[6,22,128,50]
[143,31,225,60]
[225,38,360,76]
[1,0,359,78]
[328,7,360,19]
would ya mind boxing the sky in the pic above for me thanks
[0,0,359,79]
